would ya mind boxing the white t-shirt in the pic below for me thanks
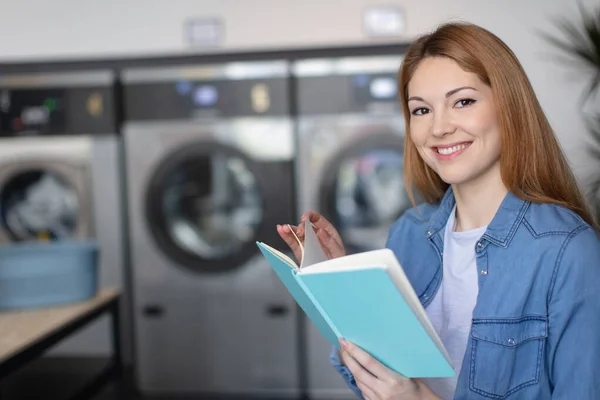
[422,206,487,400]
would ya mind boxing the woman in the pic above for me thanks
[277,22,600,400]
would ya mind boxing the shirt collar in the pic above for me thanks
[427,187,530,247]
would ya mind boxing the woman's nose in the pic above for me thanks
[431,110,455,138]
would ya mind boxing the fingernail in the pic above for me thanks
[339,338,347,347]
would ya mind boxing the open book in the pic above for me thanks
[256,219,454,378]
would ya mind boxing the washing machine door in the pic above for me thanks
[320,132,411,253]
[0,161,91,242]
[145,141,268,273]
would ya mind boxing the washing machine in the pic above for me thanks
[293,55,411,399]
[0,70,128,360]
[122,60,301,397]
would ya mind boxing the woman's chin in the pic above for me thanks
[436,172,473,186]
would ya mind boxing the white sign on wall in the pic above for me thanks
[185,18,224,47]
[363,6,405,37]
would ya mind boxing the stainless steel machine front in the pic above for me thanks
[122,60,301,397]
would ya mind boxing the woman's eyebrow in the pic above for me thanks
[407,86,477,102]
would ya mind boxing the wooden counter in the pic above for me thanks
[0,287,122,400]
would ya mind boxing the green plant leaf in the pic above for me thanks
[543,1,600,222]
[588,176,600,199]
[587,145,600,162]
[586,71,600,99]
[542,23,591,61]
[585,114,600,156]
[541,1,600,102]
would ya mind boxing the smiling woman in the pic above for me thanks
[398,23,597,232]
[405,58,502,195]
[278,21,600,400]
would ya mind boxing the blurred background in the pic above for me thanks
[0,0,599,399]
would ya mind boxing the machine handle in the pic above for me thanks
[142,304,165,318]
[266,304,289,317]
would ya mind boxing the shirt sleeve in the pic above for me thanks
[329,345,364,399]
[548,225,600,398]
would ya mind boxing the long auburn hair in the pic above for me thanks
[398,22,598,230]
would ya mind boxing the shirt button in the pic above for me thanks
[427,230,432,237]
[507,338,515,346]
[477,241,484,248]
[481,269,488,276]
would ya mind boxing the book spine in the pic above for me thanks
[295,273,342,339]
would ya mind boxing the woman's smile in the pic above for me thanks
[432,141,473,161]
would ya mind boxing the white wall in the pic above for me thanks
[1,0,597,184]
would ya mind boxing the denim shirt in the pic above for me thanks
[330,188,600,399]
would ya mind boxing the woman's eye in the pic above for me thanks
[411,108,430,116]
[455,98,476,108]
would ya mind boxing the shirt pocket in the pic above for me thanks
[469,316,547,399]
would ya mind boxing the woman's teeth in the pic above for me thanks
[437,143,469,155]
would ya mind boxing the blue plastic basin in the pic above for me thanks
[0,240,99,310]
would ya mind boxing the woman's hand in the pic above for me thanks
[276,211,346,264]
[339,339,440,400]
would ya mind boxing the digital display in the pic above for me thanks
[369,77,397,99]
[353,73,398,101]
[0,85,116,136]
[0,89,67,135]
[124,78,289,120]
[193,85,219,107]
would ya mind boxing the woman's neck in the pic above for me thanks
[451,164,508,232]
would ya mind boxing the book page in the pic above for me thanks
[288,219,329,269]
[301,218,329,268]
[258,241,299,270]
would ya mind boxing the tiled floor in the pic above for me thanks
[1,357,117,400]
[93,382,295,400]
[1,357,303,400]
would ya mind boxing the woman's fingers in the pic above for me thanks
[296,221,305,239]
[285,224,302,241]
[339,349,379,393]
[355,376,377,400]
[277,210,346,262]
[316,228,345,259]
[276,224,303,262]
[341,339,395,383]
[303,211,344,249]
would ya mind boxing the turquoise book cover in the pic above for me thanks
[256,220,454,378]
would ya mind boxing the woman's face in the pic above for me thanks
[407,57,501,187]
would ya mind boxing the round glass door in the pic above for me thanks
[0,169,80,241]
[321,143,410,253]
[146,143,264,272]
